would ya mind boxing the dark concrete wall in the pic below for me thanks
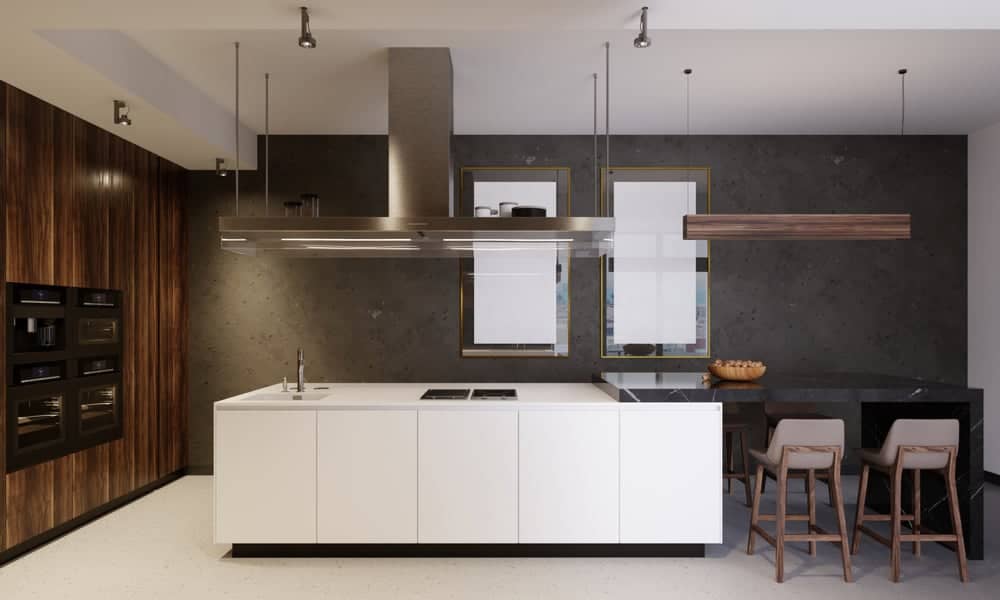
[188,134,967,468]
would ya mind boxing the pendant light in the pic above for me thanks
[298,7,317,49]
[215,158,228,177]
[682,65,912,241]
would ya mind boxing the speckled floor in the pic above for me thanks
[0,475,995,599]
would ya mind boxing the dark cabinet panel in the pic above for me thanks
[158,160,187,476]
[132,150,159,487]
[4,87,54,284]
[4,461,54,547]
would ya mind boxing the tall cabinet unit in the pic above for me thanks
[0,82,189,558]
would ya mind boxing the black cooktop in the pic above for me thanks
[420,388,470,400]
[471,389,517,400]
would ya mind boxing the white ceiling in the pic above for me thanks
[132,28,1000,137]
[3,1,1000,168]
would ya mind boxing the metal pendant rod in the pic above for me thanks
[604,42,610,213]
[234,41,240,216]
[265,72,270,216]
[593,72,598,216]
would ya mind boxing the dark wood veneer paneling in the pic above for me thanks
[4,85,54,283]
[158,159,188,476]
[0,81,6,551]
[0,83,188,553]
[134,149,160,488]
[4,462,54,547]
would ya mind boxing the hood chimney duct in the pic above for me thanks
[388,47,454,218]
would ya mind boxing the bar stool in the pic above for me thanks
[747,419,853,583]
[763,410,834,505]
[723,421,753,506]
[851,419,968,583]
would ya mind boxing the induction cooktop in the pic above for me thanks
[471,389,517,400]
[420,388,470,400]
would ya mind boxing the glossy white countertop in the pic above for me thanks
[214,382,633,410]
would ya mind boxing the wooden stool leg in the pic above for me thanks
[739,429,753,507]
[830,455,854,583]
[912,469,921,557]
[775,463,788,583]
[762,426,773,494]
[726,431,734,495]
[851,464,869,555]
[890,463,903,582]
[747,464,764,555]
[806,469,817,556]
[945,454,969,582]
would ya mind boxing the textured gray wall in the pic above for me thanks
[188,134,967,468]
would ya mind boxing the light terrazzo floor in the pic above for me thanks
[0,475,996,599]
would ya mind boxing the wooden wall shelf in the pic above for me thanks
[683,214,911,240]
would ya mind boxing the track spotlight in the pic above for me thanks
[113,100,132,126]
[216,158,228,177]
[298,7,317,48]
[633,7,651,49]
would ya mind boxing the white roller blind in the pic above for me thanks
[612,181,697,345]
[472,181,558,345]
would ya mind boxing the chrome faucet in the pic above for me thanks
[296,348,305,392]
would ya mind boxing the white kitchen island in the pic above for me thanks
[214,383,722,557]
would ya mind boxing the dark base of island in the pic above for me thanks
[230,543,705,558]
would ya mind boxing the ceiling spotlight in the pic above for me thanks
[113,100,131,126]
[633,6,651,49]
[216,158,228,177]
[298,6,317,48]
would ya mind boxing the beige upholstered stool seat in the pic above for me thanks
[858,419,959,470]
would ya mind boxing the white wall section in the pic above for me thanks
[969,123,1000,475]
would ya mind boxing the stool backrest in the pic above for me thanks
[877,419,959,470]
[766,419,844,470]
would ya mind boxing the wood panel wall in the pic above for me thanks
[0,82,188,551]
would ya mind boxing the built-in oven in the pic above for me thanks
[6,387,67,471]
[5,283,125,473]
[77,380,121,444]
[77,317,120,346]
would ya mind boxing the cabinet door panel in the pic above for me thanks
[518,410,619,543]
[214,410,316,543]
[418,410,517,543]
[620,405,722,543]
[318,410,417,543]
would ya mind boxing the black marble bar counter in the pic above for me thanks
[594,372,985,560]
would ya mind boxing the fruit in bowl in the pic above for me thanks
[708,359,767,382]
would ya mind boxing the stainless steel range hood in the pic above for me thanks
[219,47,613,258]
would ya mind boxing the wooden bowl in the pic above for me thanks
[708,364,767,382]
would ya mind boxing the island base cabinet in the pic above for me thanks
[214,410,317,544]
[518,410,620,543]
[317,410,418,543]
[418,410,518,543]
[619,405,723,544]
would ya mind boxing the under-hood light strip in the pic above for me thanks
[303,245,419,251]
[447,246,566,252]
[281,237,413,242]
[442,238,573,243]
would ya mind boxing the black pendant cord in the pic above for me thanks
[234,41,240,216]
[899,68,908,136]
[593,72,599,216]
[684,68,692,197]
